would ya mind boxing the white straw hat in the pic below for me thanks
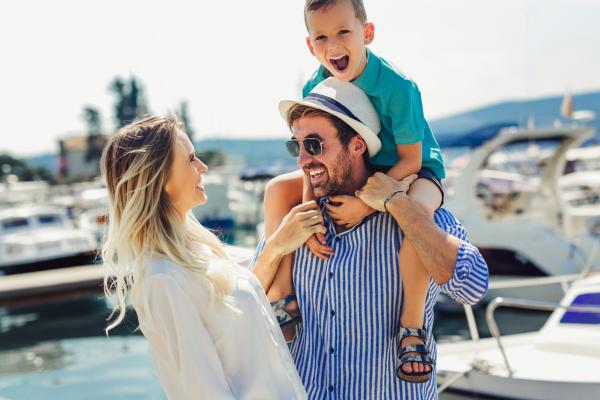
[279,77,382,157]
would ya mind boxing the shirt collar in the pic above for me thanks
[318,197,380,239]
[352,47,380,93]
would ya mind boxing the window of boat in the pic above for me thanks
[560,293,600,325]
[2,218,29,230]
[38,214,62,225]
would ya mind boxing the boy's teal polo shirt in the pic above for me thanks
[303,48,445,180]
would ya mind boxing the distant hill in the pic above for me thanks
[194,138,294,168]
[24,90,600,171]
[25,153,59,174]
[430,90,600,144]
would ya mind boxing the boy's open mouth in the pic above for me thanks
[330,55,349,72]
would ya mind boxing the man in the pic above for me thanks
[253,79,488,400]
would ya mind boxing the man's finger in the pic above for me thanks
[402,174,419,185]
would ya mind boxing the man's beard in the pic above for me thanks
[311,148,353,198]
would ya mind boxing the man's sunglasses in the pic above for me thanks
[285,138,325,157]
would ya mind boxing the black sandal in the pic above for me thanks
[396,327,434,383]
[270,294,302,328]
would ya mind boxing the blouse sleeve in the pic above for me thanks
[145,273,236,399]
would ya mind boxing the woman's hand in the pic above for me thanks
[267,201,326,256]
[356,173,418,212]
[325,195,375,228]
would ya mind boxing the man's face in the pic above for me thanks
[292,115,353,198]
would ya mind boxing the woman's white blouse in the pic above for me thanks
[132,258,306,399]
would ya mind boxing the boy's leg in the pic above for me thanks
[263,170,304,302]
[398,177,442,375]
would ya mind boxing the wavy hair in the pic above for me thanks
[101,115,232,333]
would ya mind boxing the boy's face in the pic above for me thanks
[305,1,374,82]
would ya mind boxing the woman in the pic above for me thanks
[101,116,324,399]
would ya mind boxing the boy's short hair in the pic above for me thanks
[304,0,367,26]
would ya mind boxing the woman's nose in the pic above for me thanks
[196,159,208,174]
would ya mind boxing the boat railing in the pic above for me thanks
[461,271,595,343]
[439,295,600,393]
[485,297,600,376]
[461,236,600,343]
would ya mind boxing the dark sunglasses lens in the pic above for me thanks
[304,138,322,156]
[285,140,300,157]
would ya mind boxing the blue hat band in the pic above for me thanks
[305,93,364,125]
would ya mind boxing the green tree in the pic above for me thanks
[176,101,195,141]
[0,154,54,183]
[82,106,105,163]
[109,75,149,128]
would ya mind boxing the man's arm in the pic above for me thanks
[356,173,489,304]
[386,194,458,284]
[387,196,489,304]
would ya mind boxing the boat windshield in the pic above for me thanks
[2,218,30,230]
[560,293,600,325]
[38,214,63,225]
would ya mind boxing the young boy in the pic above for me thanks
[264,0,444,383]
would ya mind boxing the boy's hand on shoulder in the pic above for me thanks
[326,195,375,228]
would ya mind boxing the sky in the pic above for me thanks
[1,0,599,156]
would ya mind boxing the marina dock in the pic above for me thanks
[0,265,104,305]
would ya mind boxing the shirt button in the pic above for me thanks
[329,271,334,278]
[331,310,336,317]
[330,347,335,354]
[329,385,334,392]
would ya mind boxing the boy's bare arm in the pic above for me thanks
[385,142,422,180]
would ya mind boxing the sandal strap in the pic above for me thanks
[399,353,433,366]
[270,295,301,327]
[399,327,427,341]
[399,344,428,357]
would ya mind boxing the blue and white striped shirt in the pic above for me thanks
[254,203,488,400]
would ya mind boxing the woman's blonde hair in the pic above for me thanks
[101,115,231,333]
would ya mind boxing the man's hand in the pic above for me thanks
[325,195,375,228]
[356,173,418,212]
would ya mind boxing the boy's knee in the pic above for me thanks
[408,179,442,216]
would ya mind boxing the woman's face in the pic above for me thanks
[164,130,208,216]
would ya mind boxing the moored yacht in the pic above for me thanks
[436,273,600,400]
[0,205,97,274]
[443,125,600,301]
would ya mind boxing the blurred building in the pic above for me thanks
[58,134,110,180]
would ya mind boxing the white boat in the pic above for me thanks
[0,205,97,274]
[437,273,600,400]
[443,125,600,301]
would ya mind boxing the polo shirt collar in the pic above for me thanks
[352,47,380,93]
